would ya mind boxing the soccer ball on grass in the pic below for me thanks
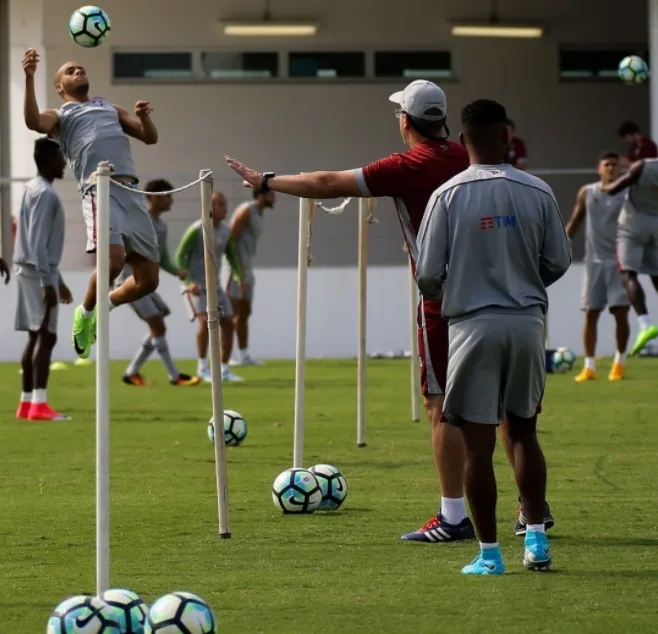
[47,595,121,634]
[618,55,649,85]
[145,592,216,634]
[207,409,247,446]
[552,347,577,373]
[69,6,111,48]
[309,463,348,510]
[272,468,323,513]
[101,589,148,634]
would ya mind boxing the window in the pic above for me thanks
[375,51,452,79]
[559,49,648,80]
[288,52,365,78]
[113,52,193,80]
[201,52,278,79]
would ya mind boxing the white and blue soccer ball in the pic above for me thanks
[145,592,216,634]
[552,347,577,374]
[272,468,323,514]
[69,6,111,48]
[207,409,247,446]
[309,464,348,510]
[618,55,649,85]
[101,589,148,634]
[47,595,121,634]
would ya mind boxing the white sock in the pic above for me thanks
[198,358,208,373]
[240,348,250,360]
[584,356,596,371]
[221,363,230,373]
[32,388,46,404]
[480,542,500,551]
[108,296,117,312]
[80,305,93,318]
[614,351,626,365]
[21,391,32,403]
[527,523,545,534]
[638,314,651,331]
[440,497,467,525]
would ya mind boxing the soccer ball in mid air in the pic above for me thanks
[309,464,348,510]
[47,595,121,634]
[207,410,247,446]
[69,6,111,47]
[145,592,216,634]
[272,468,323,513]
[618,55,649,85]
[101,589,148,634]
[552,347,577,374]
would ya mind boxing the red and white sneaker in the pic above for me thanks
[16,401,31,420]
[27,402,72,421]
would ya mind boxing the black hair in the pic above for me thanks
[618,121,641,137]
[33,137,62,170]
[144,179,174,195]
[461,99,508,144]
[406,113,448,141]
[599,151,620,162]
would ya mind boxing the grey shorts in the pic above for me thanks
[82,183,160,263]
[443,313,545,426]
[15,275,59,333]
[226,273,255,302]
[581,261,629,311]
[617,215,658,275]
[182,286,233,321]
[130,291,170,320]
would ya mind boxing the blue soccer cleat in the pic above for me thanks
[524,530,552,571]
[401,512,475,543]
[461,549,506,575]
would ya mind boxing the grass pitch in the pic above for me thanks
[1,358,658,633]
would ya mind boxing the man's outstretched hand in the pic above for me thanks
[225,156,263,189]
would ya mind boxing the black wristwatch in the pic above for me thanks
[261,171,275,193]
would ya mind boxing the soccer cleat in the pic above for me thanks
[170,373,201,386]
[401,513,476,543]
[630,324,658,356]
[608,362,625,382]
[16,401,31,420]
[230,355,265,367]
[90,308,97,345]
[461,550,506,576]
[574,367,596,382]
[122,373,149,387]
[27,403,71,421]
[222,368,245,383]
[514,499,555,536]
[523,530,552,571]
[72,305,93,359]
[199,368,212,383]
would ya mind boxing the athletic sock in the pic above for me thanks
[21,391,32,403]
[638,314,651,331]
[584,356,596,371]
[80,305,93,318]
[198,358,208,374]
[480,542,500,552]
[239,348,250,361]
[614,351,627,365]
[126,334,155,375]
[440,497,468,525]
[153,336,179,380]
[527,523,545,534]
[221,363,230,374]
[32,388,46,404]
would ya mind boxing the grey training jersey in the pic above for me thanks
[584,183,625,263]
[56,98,136,193]
[233,201,264,273]
[183,219,231,287]
[416,165,572,322]
[624,158,658,218]
[13,176,66,286]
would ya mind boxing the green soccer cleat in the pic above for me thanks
[90,308,97,345]
[630,324,658,356]
[72,305,94,359]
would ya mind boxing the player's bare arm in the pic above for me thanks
[22,49,59,134]
[603,160,644,195]
[225,157,361,198]
[229,204,252,243]
[565,186,588,237]
[115,102,158,145]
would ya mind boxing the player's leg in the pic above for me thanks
[575,262,605,381]
[401,306,473,543]
[17,332,37,419]
[196,311,210,380]
[574,309,601,380]
[218,288,243,382]
[123,332,154,386]
[147,311,199,386]
[229,278,263,366]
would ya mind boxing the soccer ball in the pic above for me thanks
[47,595,121,634]
[618,55,649,85]
[207,409,247,446]
[552,347,577,374]
[272,468,323,514]
[101,589,148,634]
[309,463,348,510]
[145,592,216,634]
[69,6,111,48]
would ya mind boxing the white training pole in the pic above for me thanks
[200,170,231,539]
[357,199,368,447]
[293,198,312,468]
[95,161,111,594]
[409,258,421,422]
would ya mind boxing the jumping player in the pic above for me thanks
[416,99,571,574]
[121,179,200,387]
[226,189,275,366]
[22,49,160,360]
[566,152,629,381]
[13,138,74,420]
[176,191,244,383]
[603,158,658,354]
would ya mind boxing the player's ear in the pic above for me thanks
[458,132,465,148]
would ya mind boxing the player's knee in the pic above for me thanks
[585,309,601,324]
[620,270,636,285]
[39,331,57,349]
[108,249,126,281]
[505,413,537,443]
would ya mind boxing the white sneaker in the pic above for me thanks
[241,354,265,366]
[199,368,212,383]
[228,358,242,367]
[222,369,245,382]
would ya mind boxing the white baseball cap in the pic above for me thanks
[389,80,447,121]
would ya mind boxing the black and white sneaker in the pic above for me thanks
[514,498,555,536]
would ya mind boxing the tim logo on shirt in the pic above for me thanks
[480,215,516,230]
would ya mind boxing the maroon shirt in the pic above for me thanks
[629,136,658,161]
[506,136,527,167]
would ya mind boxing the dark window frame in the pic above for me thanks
[374,51,452,79]
[112,51,194,81]
[559,48,649,81]
[288,51,366,79]
[201,51,279,79]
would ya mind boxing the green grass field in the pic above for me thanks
[1,357,658,633]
